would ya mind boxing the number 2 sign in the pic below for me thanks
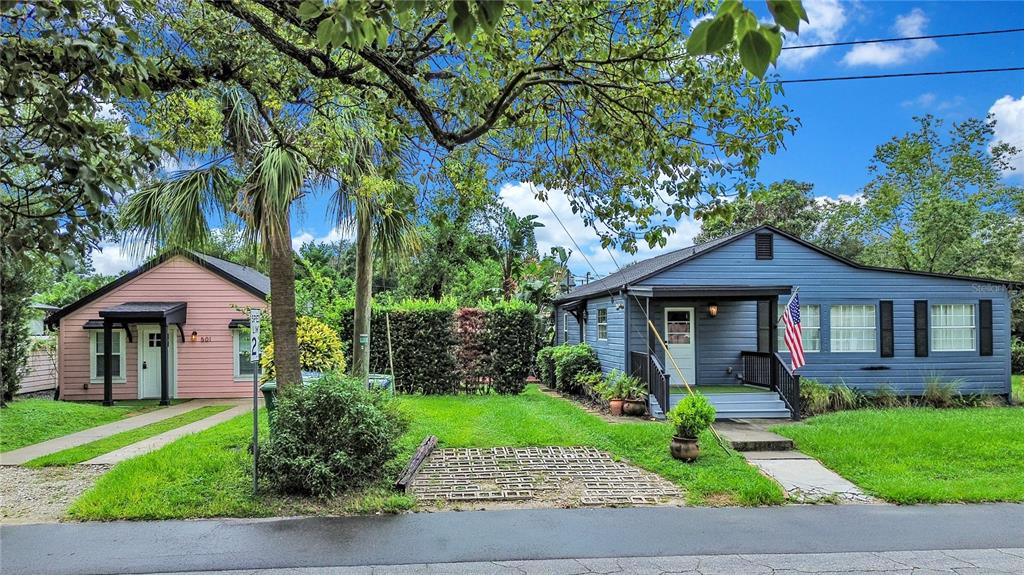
[249,309,262,361]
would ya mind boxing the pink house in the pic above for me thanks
[45,251,268,404]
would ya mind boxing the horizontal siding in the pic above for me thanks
[555,306,582,345]
[58,256,265,400]
[585,296,624,375]
[629,232,1012,395]
[19,344,57,394]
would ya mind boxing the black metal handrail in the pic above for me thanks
[740,350,801,420]
[631,351,670,415]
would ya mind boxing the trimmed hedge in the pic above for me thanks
[334,299,537,395]
[536,347,557,388]
[482,300,537,395]
[547,344,601,394]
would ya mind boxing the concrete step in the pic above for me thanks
[712,421,795,451]
[713,409,794,420]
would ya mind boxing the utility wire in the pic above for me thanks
[781,27,1024,50]
[775,66,1024,84]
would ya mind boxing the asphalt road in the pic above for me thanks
[2,504,1023,575]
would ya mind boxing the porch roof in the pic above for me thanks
[625,285,791,299]
[98,302,188,325]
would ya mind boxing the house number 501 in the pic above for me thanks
[200,336,213,343]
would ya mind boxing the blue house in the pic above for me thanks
[553,225,1019,420]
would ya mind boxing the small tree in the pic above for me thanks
[261,317,345,382]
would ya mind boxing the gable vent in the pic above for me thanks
[755,233,774,260]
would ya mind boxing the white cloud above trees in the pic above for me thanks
[989,94,1024,177]
[841,8,938,67]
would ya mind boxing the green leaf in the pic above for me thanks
[738,29,772,78]
[475,0,504,33]
[705,14,735,53]
[686,19,713,54]
[766,0,801,33]
[514,0,533,11]
[763,26,783,65]
[315,18,334,48]
[296,0,324,22]
[448,0,476,45]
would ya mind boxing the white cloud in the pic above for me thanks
[291,226,351,251]
[901,92,965,113]
[778,0,848,69]
[89,243,146,275]
[497,182,701,278]
[841,8,937,67]
[989,94,1024,176]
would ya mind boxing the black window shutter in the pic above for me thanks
[979,299,993,356]
[756,300,770,352]
[880,300,894,358]
[755,233,774,260]
[914,300,929,357]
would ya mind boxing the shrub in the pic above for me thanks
[1012,336,1024,374]
[482,300,537,395]
[536,347,558,388]
[870,384,901,408]
[454,308,489,392]
[829,381,860,411]
[260,373,407,497]
[261,316,345,382]
[667,393,716,439]
[800,378,831,417]
[922,375,962,408]
[578,372,605,399]
[552,343,600,393]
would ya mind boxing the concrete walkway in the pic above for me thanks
[714,419,874,504]
[81,401,249,464]
[0,399,244,466]
[147,548,1024,575]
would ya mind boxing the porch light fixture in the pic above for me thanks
[707,303,719,318]
[190,330,198,342]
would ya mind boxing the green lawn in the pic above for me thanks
[26,405,233,467]
[70,385,781,520]
[773,407,1024,504]
[0,399,168,452]
[397,386,781,506]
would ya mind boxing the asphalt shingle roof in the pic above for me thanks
[188,251,271,296]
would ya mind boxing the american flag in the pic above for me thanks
[781,291,805,370]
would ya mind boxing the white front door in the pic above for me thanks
[664,308,696,387]
[138,326,175,399]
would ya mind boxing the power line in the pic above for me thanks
[782,27,1024,50]
[775,66,1024,84]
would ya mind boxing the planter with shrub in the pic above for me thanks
[594,369,648,416]
[259,372,407,497]
[666,393,716,461]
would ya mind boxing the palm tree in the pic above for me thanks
[120,90,307,388]
[332,172,420,380]
[489,207,542,301]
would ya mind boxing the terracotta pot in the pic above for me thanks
[670,435,700,461]
[608,398,624,416]
[622,399,647,417]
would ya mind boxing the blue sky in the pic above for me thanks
[91,1,1024,278]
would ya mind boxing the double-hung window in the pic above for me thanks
[596,308,608,340]
[830,304,877,352]
[90,330,126,383]
[562,312,570,343]
[930,304,976,352]
[778,304,821,352]
[233,328,255,379]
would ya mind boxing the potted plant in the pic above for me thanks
[666,393,716,461]
[595,370,624,415]
[618,373,648,417]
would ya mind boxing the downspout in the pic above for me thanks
[622,289,630,374]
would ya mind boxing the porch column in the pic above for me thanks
[768,298,779,354]
[160,320,170,406]
[103,318,114,406]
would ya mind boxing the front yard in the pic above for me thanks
[773,406,1024,504]
[0,399,171,452]
[70,385,781,520]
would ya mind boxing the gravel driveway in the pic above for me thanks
[0,465,109,524]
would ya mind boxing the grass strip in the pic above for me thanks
[773,406,1024,504]
[1,400,134,452]
[26,405,232,467]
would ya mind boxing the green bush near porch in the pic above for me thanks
[773,407,1024,504]
[548,344,601,394]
